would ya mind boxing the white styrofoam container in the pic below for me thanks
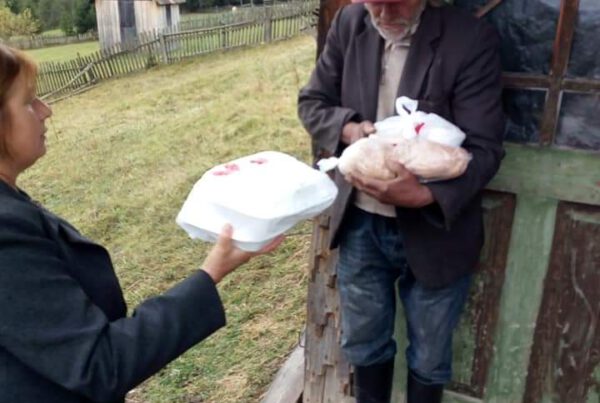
[176,151,338,251]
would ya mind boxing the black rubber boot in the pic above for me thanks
[353,360,394,403]
[406,370,443,403]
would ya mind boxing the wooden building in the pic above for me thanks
[301,0,600,402]
[95,0,185,49]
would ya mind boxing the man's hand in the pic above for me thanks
[345,160,435,208]
[341,121,376,145]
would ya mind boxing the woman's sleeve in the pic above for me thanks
[0,212,226,402]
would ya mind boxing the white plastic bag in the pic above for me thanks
[318,97,471,181]
[177,151,338,251]
[328,135,471,181]
[374,96,467,147]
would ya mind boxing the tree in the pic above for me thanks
[5,0,22,14]
[182,0,201,12]
[58,0,75,34]
[0,6,39,39]
[73,0,95,34]
[37,0,61,31]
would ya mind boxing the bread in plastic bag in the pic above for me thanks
[335,136,471,181]
[322,97,472,181]
[375,96,467,147]
[337,137,396,180]
[388,137,472,181]
[177,151,338,251]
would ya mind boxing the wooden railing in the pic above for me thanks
[4,32,98,50]
[37,11,315,103]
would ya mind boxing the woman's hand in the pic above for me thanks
[201,225,284,284]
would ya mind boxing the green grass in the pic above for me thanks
[40,28,65,37]
[9,28,66,41]
[22,35,317,402]
[25,41,100,63]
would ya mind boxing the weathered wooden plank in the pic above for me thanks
[488,143,600,206]
[523,202,600,403]
[261,344,304,403]
[95,51,108,80]
[443,192,516,398]
[538,0,580,146]
[484,196,558,403]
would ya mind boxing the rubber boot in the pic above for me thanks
[353,360,394,403]
[406,370,443,403]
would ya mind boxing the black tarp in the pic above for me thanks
[454,0,600,149]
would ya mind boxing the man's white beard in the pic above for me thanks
[369,1,426,43]
[372,22,412,43]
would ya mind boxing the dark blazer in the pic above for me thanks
[298,4,505,288]
[0,180,226,403]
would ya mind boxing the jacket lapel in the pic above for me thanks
[356,13,384,122]
[398,6,442,99]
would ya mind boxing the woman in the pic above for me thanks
[0,44,283,402]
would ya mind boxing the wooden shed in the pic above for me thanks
[94,0,185,49]
[299,0,600,402]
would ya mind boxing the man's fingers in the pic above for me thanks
[361,120,376,135]
[350,173,385,196]
[385,159,404,172]
[385,159,408,175]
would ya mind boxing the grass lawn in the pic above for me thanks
[40,28,66,37]
[22,35,317,402]
[25,40,100,63]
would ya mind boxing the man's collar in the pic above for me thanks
[385,22,420,48]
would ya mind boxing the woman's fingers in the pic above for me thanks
[216,224,234,249]
[257,235,285,255]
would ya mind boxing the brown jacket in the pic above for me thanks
[298,4,505,288]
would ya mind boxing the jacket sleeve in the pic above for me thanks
[298,7,361,160]
[0,211,226,402]
[423,22,506,230]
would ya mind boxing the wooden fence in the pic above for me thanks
[179,1,317,31]
[37,10,314,103]
[5,32,98,50]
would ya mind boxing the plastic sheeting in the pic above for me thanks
[454,0,600,149]
[556,93,600,151]
[502,89,546,144]
[568,0,600,79]
[454,0,560,74]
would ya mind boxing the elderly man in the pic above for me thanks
[298,0,505,402]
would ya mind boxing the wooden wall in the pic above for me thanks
[96,0,182,50]
[133,2,182,35]
[134,1,162,33]
[95,0,121,49]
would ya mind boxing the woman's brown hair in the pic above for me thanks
[0,44,38,156]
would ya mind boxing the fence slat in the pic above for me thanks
[37,5,316,101]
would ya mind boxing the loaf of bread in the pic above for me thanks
[389,138,471,180]
[337,137,396,180]
[337,136,471,181]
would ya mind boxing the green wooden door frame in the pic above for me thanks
[390,144,600,402]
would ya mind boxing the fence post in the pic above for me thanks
[159,33,169,64]
[263,0,273,43]
[76,53,92,86]
[220,26,226,49]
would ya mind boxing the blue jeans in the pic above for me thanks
[337,206,471,384]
